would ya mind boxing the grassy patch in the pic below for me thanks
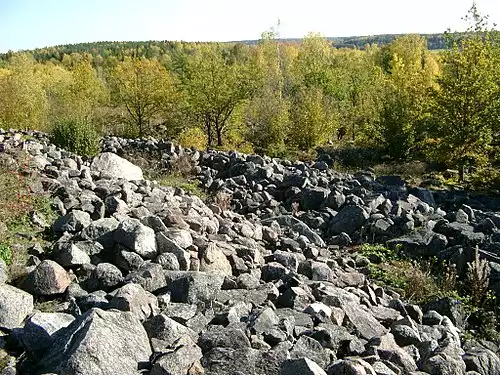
[359,243,458,304]
[157,174,206,199]
[0,150,56,281]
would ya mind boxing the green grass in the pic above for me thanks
[157,174,206,200]
[359,243,459,304]
[0,151,57,282]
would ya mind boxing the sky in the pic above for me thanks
[1,0,499,52]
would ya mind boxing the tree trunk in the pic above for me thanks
[216,127,223,147]
[205,119,213,148]
[458,164,465,182]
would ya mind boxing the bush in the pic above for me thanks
[50,118,100,157]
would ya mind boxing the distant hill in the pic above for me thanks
[0,33,450,64]
[234,33,449,50]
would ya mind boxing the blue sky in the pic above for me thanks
[1,0,499,52]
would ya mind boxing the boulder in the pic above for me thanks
[282,357,327,375]
[90,152,143,181]
[22,260,71,296]
[36,308,152,375]
[114,218,157,259]
[108,283,159,321]
[22,312,75,355]
[329,205,369,235]
[0,284,33,329]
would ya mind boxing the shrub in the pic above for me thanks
[50,118,100,157]
[179,127,206,150]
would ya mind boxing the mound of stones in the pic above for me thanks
[0,129,498,375]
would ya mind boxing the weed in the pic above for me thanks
[212,191,232,212]
[466,246,491,307]
[360,244,458,303]
[0,244,12,265]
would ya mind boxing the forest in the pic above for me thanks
[0,4,499,189]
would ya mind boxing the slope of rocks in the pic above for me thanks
[0,129,499,375]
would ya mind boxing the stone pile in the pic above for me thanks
[0,129,497,375]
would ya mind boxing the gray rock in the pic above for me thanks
[22,260,71,296]
[282,357,327,375]
[144,313,197,352]
[115,247,145,271]
[22,312,75,355]
[0,284,33,329]
[125,262,166,293]
[329,204,369,235]
[198,326,251,352]
[114,218,157,259]
[155,252,180,270]
[341,302,388,340]
[79,217,119,249]
[422,346,466,375]
[165,271,224,304]
[199,242,232,276]
[0,259,7,284]
[150,334,203,375]
[162,228,193,248]
[37,308,152,375]
[370,333,417,373]
[327,358,376,375]
[52,210,91,234]
[90,152,143,180]
[290,335,331,369]
[52,243,91,267]
[463,347,500,375]
[301,187,330,211]
[108,283,159,321]
[156,232,190,270]
[86,262,123,292]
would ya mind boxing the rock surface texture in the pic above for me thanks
[0,129,499,375]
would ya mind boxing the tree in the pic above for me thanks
[108,58,176,137]
[289,87,336,150]
[375,35,438,159]
[179,44,260,147]
[429,4,500,180]
[0,53,48,130]
[45,61,107,122]
[245,30,290,155]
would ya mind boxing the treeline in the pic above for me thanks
[0,33,451,68]
[0,5,499,185]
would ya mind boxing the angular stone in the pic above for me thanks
[0,284,33,329]
[198,326,251,352]
[463,347,500,375]
[114,218,157,259]
[53,210,91,234]
[22,312,75,355]
[144,313,197,352]
[125,262,166,293]
[329,205,369,235]
[150,334,203,375]
[86,262,123,292]
[199,242,232,276]
[156,232,190,270]
[36,309,151,375]
[91,152,143,181]
[165,271,224,304]
[23,260,71,296]
[282,357,327,375]
[109,283,159,321]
